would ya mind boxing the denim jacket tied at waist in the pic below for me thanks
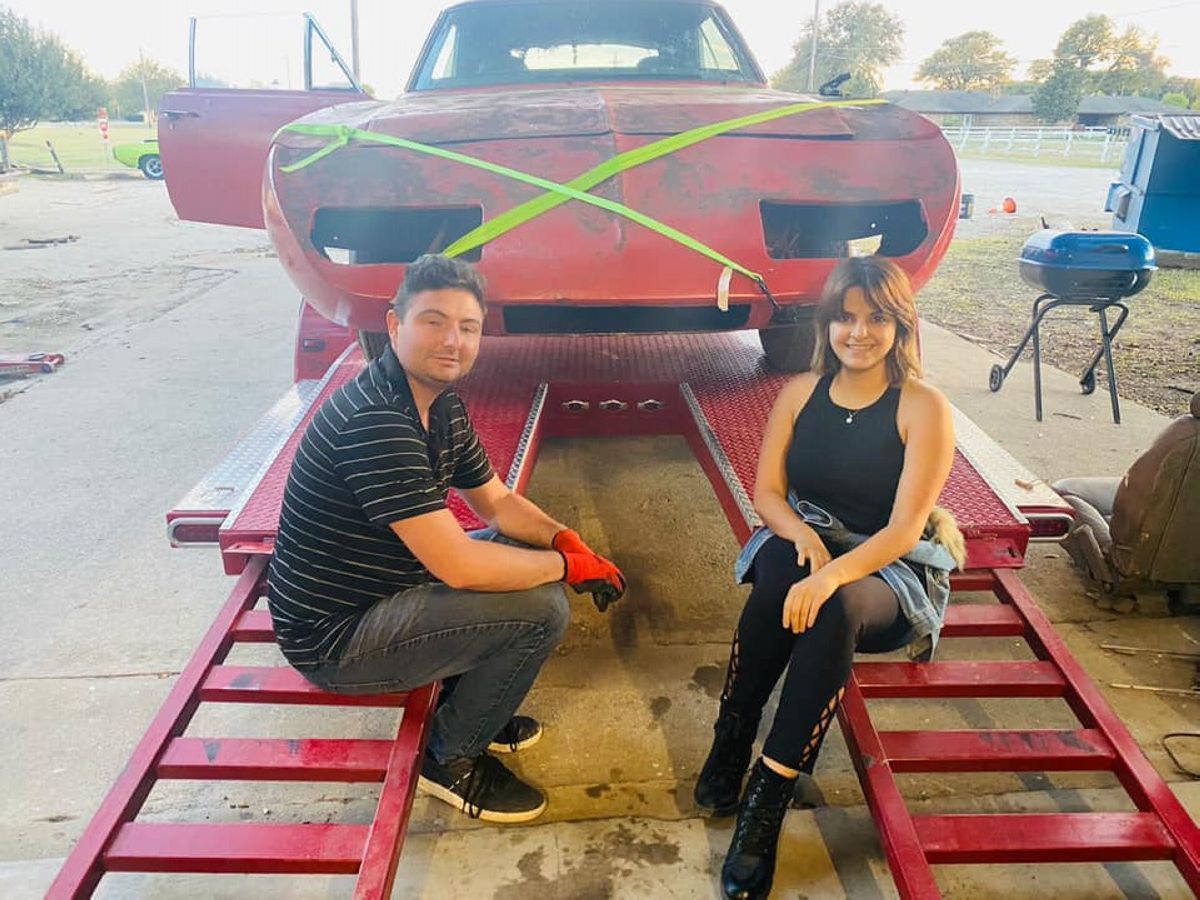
[733,496,957,659]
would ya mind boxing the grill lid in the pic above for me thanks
[1019,229,1156,273]
[1019,230,1156,300]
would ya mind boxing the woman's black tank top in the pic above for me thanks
[785,374,905,535]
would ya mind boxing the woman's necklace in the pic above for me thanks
[832,372,888,426]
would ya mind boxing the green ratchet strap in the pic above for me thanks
[277,97,886,290]
[279,121,762,283]
[442,97,885,259]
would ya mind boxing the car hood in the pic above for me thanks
[276,84,938,146]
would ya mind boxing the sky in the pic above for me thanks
[6,0,1200,100]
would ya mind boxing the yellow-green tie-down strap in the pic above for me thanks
[277,98,886,298]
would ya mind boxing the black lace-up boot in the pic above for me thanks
[721,759,795,899]
[694,705,760,816]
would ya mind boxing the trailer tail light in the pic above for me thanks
[760,200,928,259]
[311,206,484,264]
[1027,513,1074,540]
[166,516,224,547]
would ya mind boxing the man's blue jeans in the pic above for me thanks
[304,579,570,763]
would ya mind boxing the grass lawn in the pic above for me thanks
[6,122,155,173]
[954,149,1121,170]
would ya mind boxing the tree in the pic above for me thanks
[0,9,50,145]
[1032,61,1084,123]
[772,2,904,98]
[1162,92,1190,108]
[1033,14,1168,98]
[112,58,186,125]
[916,31,1016,92]
[1097,25,1167,96]
[46,48,108,121]
[1056,14,1114,71]
[1161,76,1200,107]
[0,8,105,169]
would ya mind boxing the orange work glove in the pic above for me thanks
[551,528,593,557]
[558,549,626,613]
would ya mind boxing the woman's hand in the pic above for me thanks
[782,568,841,634]
[790,525,831,574]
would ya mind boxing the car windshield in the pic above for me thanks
[411,1,761,90]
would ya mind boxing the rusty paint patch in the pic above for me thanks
[1057,730,1093,752]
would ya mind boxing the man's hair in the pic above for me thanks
[811,256,922,385]
[393,254,488,318]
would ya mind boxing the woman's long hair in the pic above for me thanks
[811,256,921,385]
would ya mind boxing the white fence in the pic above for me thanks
[940,126,1128,164]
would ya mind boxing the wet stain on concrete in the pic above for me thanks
[585,782,612,798]
[612,822,681,866]
[542,821,684,897]
[649,696,672,719]
[516,848,550,883]
[493,848,551,899]
[548,877,615,900]
[690,664,725,700]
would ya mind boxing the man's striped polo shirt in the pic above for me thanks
[267,344,493,670]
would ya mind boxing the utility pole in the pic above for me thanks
[807,0,821,93]
[350,0,361,81]
[138,47,154,128]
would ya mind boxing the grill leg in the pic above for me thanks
[1080,303,1129,390]
[997,294,1053,384]
[1098,305,1123,424]
[1032,304,1044,422]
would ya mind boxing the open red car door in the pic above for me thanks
[159,14,368,229]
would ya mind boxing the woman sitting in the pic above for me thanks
[695,256,964,899]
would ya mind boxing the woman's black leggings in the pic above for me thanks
[721,535,913,772]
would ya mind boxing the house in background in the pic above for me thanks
[882,90,1180,129]
[1075,96,1185,128]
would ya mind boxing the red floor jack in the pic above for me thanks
[0,352,66,376]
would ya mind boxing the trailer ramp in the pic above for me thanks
[53,334,1197,897]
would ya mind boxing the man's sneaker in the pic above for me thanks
[488,714,543,753]
[418,752,548,823]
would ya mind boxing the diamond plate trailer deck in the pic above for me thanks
[53,333,1198,898]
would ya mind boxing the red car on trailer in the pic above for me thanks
[158,0,959,372]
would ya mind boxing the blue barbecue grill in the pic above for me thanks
[988,230,1156,423]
